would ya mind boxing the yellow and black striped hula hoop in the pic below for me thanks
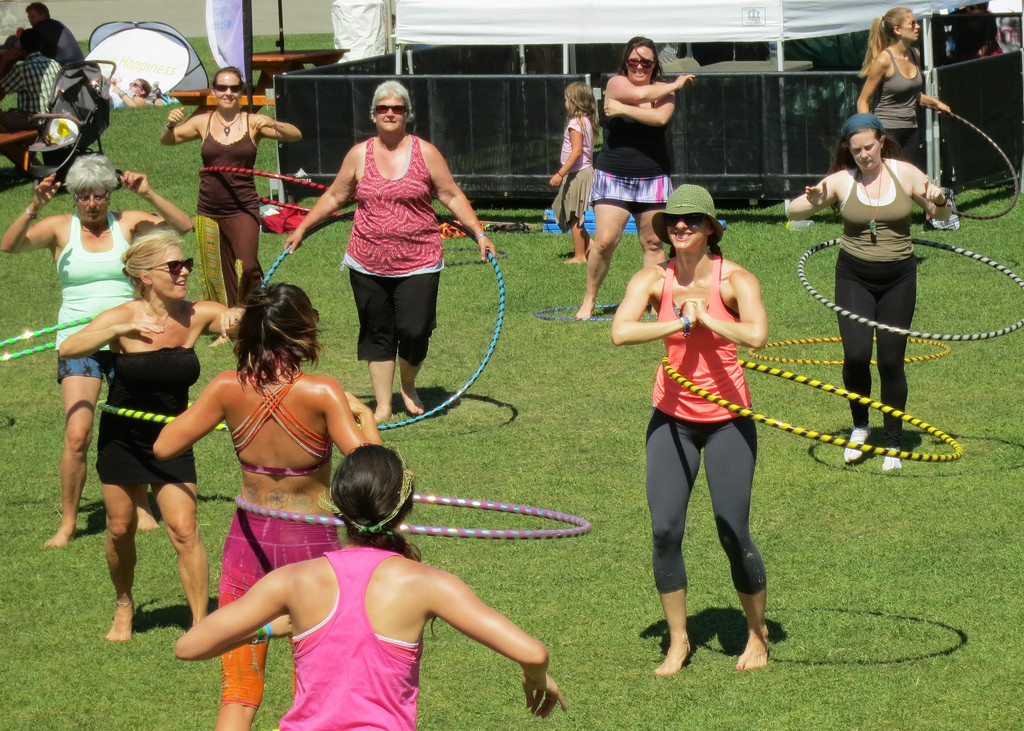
[661,357,963,463]
[748,336,952,366]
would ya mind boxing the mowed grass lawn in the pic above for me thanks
[1,46,1023,729]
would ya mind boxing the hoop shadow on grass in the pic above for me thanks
[375,390,518,434]
[132,598,221,636]
[641,607,966,666]
[808,432,1024,478]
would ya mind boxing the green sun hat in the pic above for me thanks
[652,184,724,246]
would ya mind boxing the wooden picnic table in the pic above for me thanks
[170,49,345,114]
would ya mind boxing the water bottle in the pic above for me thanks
[786,220,814,231]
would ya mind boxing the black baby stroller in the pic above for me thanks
[28,60,115,181]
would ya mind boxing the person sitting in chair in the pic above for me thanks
[0,28,61,131]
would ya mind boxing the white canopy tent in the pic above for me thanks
[395,1,957,46]
[393,1,1018,180]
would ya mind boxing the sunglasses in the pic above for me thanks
[73,192,110,203]
[153,258,194,277]
[627,57,654,70]
[214,83,243,93]
[664,213,707,229]
[375,104,407,115]
[129,81,144,90]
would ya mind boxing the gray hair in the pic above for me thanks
[369,80,414,122]
[64,154,119,196]
[122,228,181,298]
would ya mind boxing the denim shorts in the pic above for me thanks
[57,350,115,383]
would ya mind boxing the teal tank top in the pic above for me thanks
[55,212,133,346]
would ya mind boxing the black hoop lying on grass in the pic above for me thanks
[750,336,952,366]
[662,358,963,463]
[939,109,1020,220]
[799,238,1024,341]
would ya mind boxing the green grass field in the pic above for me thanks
[1,38,1023,729]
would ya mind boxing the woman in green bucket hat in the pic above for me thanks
[611,184,770,675]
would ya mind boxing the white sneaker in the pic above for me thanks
[844,428,870,463]
[882,456,903,472]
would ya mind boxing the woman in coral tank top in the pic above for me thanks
[611,185,770,676]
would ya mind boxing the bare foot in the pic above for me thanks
[44,522,75,548]
[564,256,588,264]
[373,407,392,424]
[736,629,769,670]
[400,387,424,416]
[654,637,690,677]
[574,303,594,320]
[136,505,159,532]
[106,600,134,642]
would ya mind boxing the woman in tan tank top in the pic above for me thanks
[788,113,952,472]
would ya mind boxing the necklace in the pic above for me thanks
[862,168,884,239]
[216,112,236,137]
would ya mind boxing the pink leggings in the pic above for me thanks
[218,509,340,708]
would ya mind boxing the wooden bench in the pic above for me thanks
[0,129,39,173]
[169,90,272,115]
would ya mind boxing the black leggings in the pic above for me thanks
[835,250,917,448]
[645,409,766,595]
[886,126,922,166]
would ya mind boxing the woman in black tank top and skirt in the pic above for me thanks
[575,37,694,320]
[787,113,953,472]
[160,66,302,306]
[857,6,950,164]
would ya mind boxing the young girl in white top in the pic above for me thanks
[550,81,598,263]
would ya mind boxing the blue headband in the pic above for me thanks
[840,113,885,138]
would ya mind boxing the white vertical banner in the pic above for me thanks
[207,0,248,79]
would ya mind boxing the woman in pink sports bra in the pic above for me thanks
[611,185,770,676]
[286,80,497,424]
[175,444,566,729]
[155,283,381,731]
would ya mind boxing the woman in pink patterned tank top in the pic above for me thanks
[287,81,496,424]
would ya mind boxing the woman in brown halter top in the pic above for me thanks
[160,66,302,306]
[154,282,381,731]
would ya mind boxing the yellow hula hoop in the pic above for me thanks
[748,336,952,366]
[661,358,963,463]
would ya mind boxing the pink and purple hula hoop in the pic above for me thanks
[235,494,592,540]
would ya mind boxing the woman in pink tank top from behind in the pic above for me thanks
[175,445,566,729]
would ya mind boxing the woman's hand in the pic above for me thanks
[522,672,567,718]
[344,392,376,431]
[804,182,828,207]
[210,306,244,347]
[31,173,60,211]
[604,96,626,117]
[284,229,305,253]
[475,233,497,261]
[548,172,563,187]
[166,107,185,127]
[672,74,695,91]
[922,180,948,207]
[120,171,151,197]
[681,298,704,325]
